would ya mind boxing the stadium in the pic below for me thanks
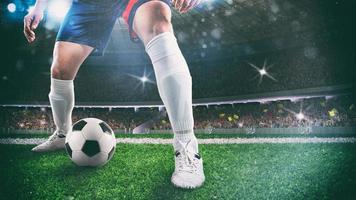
[1,0,356,199]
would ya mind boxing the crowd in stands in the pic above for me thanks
[1,96,355,133]
[192,96,355,129]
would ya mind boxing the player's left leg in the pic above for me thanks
[133,0,205,189]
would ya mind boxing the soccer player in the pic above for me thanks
[24,0,204,188]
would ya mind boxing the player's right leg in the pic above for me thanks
[31,0,120,152]
[32,42,93,152]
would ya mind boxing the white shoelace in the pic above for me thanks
[176,144,200,174]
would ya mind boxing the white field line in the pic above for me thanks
[0,137,356,145]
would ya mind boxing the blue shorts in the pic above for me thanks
[56,0,171,56]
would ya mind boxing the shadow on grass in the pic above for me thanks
[51,161,98,177]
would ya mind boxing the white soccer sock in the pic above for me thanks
[146,32,197,150]
[49,78,74,135]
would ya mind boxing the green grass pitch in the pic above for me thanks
[1,136,356,199]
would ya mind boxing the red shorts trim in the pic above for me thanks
[122,0,138,23]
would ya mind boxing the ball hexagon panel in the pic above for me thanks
[66,131,86,151]
[72,151,90,167]
[81,118,104,141]
[99,133,116,154]
[65,131,72,141]
[82,140,101,157]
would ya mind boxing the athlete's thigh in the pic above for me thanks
[51,41,93,80]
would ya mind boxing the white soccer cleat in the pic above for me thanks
[31,131,66,152]
[171,139,205,189]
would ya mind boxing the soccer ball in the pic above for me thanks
[65,118,116,167]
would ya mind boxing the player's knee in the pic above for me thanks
[151,2,172,36]
[152,19,172,36]
[50,62,72,80]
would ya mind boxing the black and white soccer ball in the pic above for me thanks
[65,118,116,167]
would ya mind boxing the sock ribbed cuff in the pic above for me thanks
[174,133,195,143]
[145,32,175,52]
[172,120,194,142]
[145,32,181,64]
[171,120,194,133]
[145,32,190,81]
[51,78,74,95]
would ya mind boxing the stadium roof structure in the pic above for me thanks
[1,85,351,109]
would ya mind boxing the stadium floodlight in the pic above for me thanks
[7,3,16,13]
[140,76,149,83]
[282,101,310,123]
[47,0,71,22]
[247,59,277,84]
[127,69,155,90]
[259,69,267,75]
[296,112,305,120]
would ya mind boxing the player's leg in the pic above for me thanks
[32,42,93,152]
[133,0,205,189]
[31,0,117,152]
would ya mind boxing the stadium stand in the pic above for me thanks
[1,95,355,133]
